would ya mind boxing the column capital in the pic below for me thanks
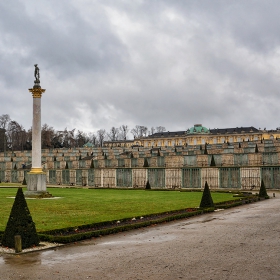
[29,88,46,98]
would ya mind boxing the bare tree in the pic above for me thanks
[97,129,106,146]
[7,120,24,151]
[41,124,55,149]
[75,130,89,147]
[0,114,10,152]
[88,132,97,146]
[119,125,129,140]
[131,125,148,138]
[0,114,11,129]
[156,126,166,133]
[149,126,156,135]
[66,128,76,148]
[107,127,119,141]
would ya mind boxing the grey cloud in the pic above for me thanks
[1,0,280,137]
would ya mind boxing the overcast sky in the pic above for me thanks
[1,0,280,138]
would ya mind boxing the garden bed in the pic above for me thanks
[38,195,259,244]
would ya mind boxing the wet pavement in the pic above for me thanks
[1,193,280,279]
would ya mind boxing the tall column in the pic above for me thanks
[25,64,51,198]
[29,87,45,173]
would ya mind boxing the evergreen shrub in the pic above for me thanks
[145,180,151,189]
[210,155,216,166]
[1,188,39,249]
[259,179,269,198]
[199,181,214,208]
[22,177,27,185]
[143,158,149,167]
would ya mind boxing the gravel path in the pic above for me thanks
[0,193,279,280]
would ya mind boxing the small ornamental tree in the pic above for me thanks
[255,144,259,153]
[145,180,151,189]
[259,179,269,198]
[13,164,17,170]
[1,188,39,249]
[65,162,69,169]
[199,181,214,208]
[90,159,94,169]
[204,145,208,155]
[143,158,149,167]
[104,154,107,160]
[239,143,242,148]
[22,176,27,185]
[210,155,216,167]
[130,153,134,159]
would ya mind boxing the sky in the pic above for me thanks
[1,0,280,139]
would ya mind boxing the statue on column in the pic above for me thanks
[34,64,40,83]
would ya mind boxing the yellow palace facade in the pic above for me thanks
[104,124,280,148]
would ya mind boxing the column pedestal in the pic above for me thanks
[25,172,51,198]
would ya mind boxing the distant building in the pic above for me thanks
[104,124,280,148]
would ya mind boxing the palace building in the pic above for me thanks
[104,124,280,148]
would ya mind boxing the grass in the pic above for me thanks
[0,187,239,232]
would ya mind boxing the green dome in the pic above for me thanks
[186,124,209,134]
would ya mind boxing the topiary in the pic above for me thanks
[65,162,69,169]
[1,188,39,249]
[145,180,151,189]
[90,159,94,169]
[204,145,208,155]
[210,155,216,167]
[199,181,214,208]
[143,158,149,167]
[255,144,259,153]
[22,177,27,185]
[259,179,269,198]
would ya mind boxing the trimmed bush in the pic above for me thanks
[210,155,216,166]
[90,159,94,168]
[22,177,27,185]
[145,180,151,190]
[65,162,69,169]
[255,144,259,153]
[259,179,269,198]
[143,158,149,167]
[199,181,214,208]
[204,145,208,155]
[1,188,39,249]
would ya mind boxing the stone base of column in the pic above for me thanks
[25,173,52,198]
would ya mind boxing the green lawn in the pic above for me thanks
[0,188,238,232]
